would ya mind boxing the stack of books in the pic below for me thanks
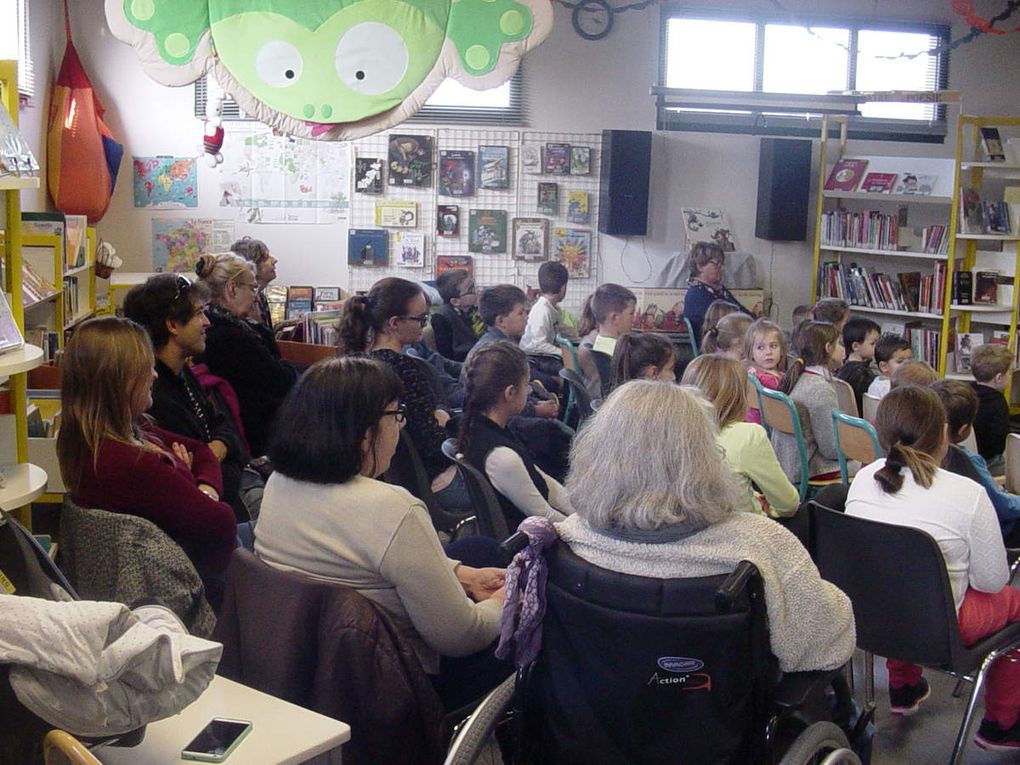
[820,210,899,250]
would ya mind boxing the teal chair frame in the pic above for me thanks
[831,409,883,485]
[555,335,581,425]
[682,317,699,357]
[747,372,768,437]
[758,386,840,502]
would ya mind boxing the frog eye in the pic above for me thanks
[335,22,408,96]
[255,40,304,88]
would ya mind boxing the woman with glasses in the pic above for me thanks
[682,241,754,347]
[229,236,279,330]
[338,277,472,513]
[194,252,298,457]
[254,357,510,710]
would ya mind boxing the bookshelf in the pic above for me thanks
[0,60,48,527]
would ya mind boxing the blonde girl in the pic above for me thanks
[744,318,787,424]
[701,312,752,359]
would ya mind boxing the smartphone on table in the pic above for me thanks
[181,718,253,762]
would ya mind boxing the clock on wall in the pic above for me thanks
[572,0,614,41]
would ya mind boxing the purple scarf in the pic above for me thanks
[495,517,559,668]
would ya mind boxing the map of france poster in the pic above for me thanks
[133,156,198,208]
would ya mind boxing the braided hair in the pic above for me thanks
[873,385,945,493]
[457,340,530,454]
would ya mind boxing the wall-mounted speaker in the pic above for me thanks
[598,130,651,236]
[755,138,812,241]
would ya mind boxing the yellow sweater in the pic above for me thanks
[718,421,801,517]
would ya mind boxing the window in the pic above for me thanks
[658,11,949,141]
[0,0,33,98]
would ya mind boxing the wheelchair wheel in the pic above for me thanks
[778,721,860,765]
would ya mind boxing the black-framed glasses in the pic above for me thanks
[397,313,430,327]
[381,403,407,423]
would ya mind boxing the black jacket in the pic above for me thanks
[431,304,480,362]
[972,382,1010,460]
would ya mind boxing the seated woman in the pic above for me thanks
[254,356,508,710]
[559,380,854,673]
[681,242,754,347]
[611,331,676,385]
[229,236,279,330]
[56,317,237,592]
[337,277,470,513]
[846,386,1020,747]
[459,341,574,529]
[194,252,298,458]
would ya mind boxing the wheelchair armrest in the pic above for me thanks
[773,670,838,711]
[715,560,758,612]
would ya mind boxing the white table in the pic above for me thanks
[94,675,351,765]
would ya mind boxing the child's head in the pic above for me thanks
[538,261,570,301]
[792,304,814,329]
[890,360,937,390]
[435,269,476,309]
[930,379,979,444]
[702,299,740,338]
[612,332,676,384]
[478,284,528,340]
[459,341,531,449]
[590,283,637,337]
[842,317,881,362]
[702,313,752,359]
[970,344,1013,389]
[874,334,913,379]
[680,354,748,429]
[873,385,947,494]
[812,298,850,332]
[780,321,844,394]
[743,318,787,373]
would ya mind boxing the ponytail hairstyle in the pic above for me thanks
[337,277,425,355]
[578,293,597,337]
[779,321,840,395]
[612,332,676,384]
[743,318,788,373]
[873,385,945,494]
[457,341,530,454]
[700,299,740,345]
[701,312,752,355]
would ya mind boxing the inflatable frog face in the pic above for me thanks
[107,0,552,140]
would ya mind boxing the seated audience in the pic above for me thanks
[701,312,752,359]
[866,333,912,400]
[890,360,937,389]
[459,342,574,528]
[970,343,1013,475]
[559,380,855,673]
[682,241,754,347]
[56,318,237,592]
[520,261,570,364]
[744,318,787,424]
[836,317,881,414]
[193,252,298,457]
[123,273,260,521]
[431,269,481,362]
[812,297,850,333]
[230,236,278,330]
[846,385,1020,750]
[337,277,470,513]
[254,357,509,710]
[611,332,676,384]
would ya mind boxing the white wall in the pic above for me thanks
[18,0,1020,322]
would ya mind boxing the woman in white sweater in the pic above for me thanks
[846,385,1020,750]
[254,356,509,710]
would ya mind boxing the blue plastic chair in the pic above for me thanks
[830,410,883,485]
[759,387,841,501]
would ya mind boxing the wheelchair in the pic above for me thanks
[446,539,862,764]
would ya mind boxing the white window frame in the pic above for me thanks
[0,0,33,98]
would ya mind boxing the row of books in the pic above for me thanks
[920,224,950,255]
[24,327,60,361]
[264,285,346,325]
[818,261,946,314]
[950,270,1002,306]
[302,310,342,346]
[905,324,941,368]
[63,276,80,322]
[959,190,1015,235]
[21,262,58,307]
[820,210,900,250]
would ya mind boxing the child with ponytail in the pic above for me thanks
[846,385,1020,749]
[611,332,677,384]
[772,321,844,484]
[701,313,752,359]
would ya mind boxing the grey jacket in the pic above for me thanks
[771,372,840,483]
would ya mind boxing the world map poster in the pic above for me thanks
[133,156,198,208]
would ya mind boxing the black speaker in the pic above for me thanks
[755,138,812,241]
[598,130,651,236]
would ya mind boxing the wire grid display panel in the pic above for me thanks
[347,129,601,315]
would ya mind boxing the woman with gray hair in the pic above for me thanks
[558,380,855,673]
[230,237,278,329]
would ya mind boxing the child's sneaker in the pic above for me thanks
[888,678,930,716]
[976,718,1020,751]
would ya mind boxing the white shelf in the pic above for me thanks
[23,291,60,311]
[822,190,952,205]
[956,233,1020,241]
[0,176,40,191]
[63,309,94,331]
[64,263,91,277]
[945,372,975,381]
[849,306,943,320]
[960,161,1020,172]
[0,462,48,510]
[819,245,947,260]
[950,303,1012,312]
[0,344,44,376]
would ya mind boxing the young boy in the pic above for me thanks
[521,262,570,362]
[430,269,481,362]
[837,317,881,413]
[865,333,913,399]
[890,360,938,390]
[590,283,638,357]
[812,297,851,333]
[475,284,529,350]
[970,343,1013,475]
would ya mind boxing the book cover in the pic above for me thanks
[985,201,1012,234]
[537,182,558,215]
[315,287,341,302]
[438,150,475,196]
[952,271,973,305]
[552,228,592,277]
[0,289,24,354]
[512,218,549,261]
[436,255,473,276]
[521,143,542,175]
[468,209,508,254]
[544,143,570,175]
[437,205,460,238]
[567,191,590,224]
[955,333,984,373]
[974,270,1000,305]
[354,157,385,194]
[897,272,921,313]
[892,173,937,196]
[682,208,736,251]
[285,286,314,320]
[347,229,389,268]
[823,159,869,191]
[860,172,898,193]
[394,231,425,268]
[375,201,417,227]
[479,145,510,189]
[388,134,433,187]
[570,146,591,175]
[959,187,985,234]
[981,127,1006,161]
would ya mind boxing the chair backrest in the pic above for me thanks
[521,542,770,764]
[746,373,767,434]
[861,392,880,424]
[384,430,474,536]
[682,316,700,356]
[810,503,963,668]
[558,367,594,428]
[213,548,445,765]
[590,350,613,396]
[830,377,859,418]
[43,730,102,765]
[1006,433,1020,493]
[831,410,883,484]
[759,387,809,499]
[441,439,511,541]
[58,499,215,638]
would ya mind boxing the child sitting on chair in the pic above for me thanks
[836,317,880,414]
[970,343,1013,476]
[866,333,913,400]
